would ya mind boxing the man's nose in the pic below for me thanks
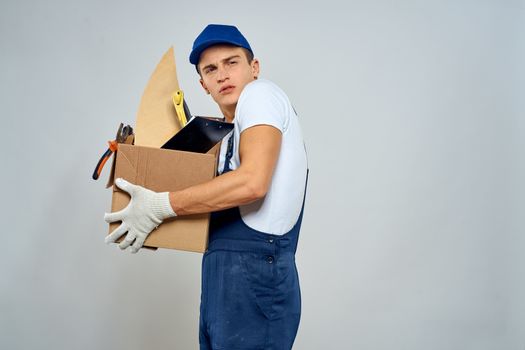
[216,65,229,82]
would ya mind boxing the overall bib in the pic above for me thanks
[199,136,307,350]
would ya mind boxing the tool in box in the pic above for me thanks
[172,89,193,127]
[92,123,134,180]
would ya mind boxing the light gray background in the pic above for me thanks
[1,0,524,349]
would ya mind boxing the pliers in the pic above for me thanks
[92,123,134,180]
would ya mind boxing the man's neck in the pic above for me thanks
[220,105,236,123]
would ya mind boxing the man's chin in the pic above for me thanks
[216,96,239,111]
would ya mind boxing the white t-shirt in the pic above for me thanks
[217,79,308,235]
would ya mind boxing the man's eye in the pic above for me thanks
[228,60,238,65]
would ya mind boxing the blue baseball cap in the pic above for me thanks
[189,24,253,65]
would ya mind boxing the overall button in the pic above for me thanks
[268,239,274,244]
[266,256,274,264]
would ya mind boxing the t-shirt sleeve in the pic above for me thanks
[235,81,288,133]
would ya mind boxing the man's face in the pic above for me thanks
[198,45,259,114]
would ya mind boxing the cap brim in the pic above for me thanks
[190,39,248,65]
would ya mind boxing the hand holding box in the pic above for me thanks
[105,178,176,253]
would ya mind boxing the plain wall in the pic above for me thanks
[1,0,524,349]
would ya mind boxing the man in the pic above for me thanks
[104,24,308,349]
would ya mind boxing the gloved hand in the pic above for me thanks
[104,178,176,253]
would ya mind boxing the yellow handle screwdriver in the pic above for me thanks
[172,90,188,127]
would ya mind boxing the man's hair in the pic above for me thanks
[196,47,254,76]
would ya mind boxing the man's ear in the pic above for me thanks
[251,59,260,79]
[199,78,210,94]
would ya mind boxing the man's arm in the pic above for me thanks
[169,124,282,215]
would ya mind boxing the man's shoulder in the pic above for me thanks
[241,79,288,101]
[235,79,292,130]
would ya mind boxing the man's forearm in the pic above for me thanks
[168,168,266,216]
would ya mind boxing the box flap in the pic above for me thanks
[134,47,182,148]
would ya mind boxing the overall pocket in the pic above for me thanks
[239,251,298,320]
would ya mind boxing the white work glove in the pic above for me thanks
[104,178,176,253]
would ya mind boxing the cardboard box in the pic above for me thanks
[105,47,220,253]
[108,144,218,253]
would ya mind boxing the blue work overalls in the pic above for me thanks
[199,135,307,350]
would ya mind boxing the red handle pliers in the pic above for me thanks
[92,123,133,180]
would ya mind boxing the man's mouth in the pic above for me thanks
[220,85,235,94]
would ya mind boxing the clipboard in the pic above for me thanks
[161,116,234,153]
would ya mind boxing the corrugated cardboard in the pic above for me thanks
[109,144,218,253]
